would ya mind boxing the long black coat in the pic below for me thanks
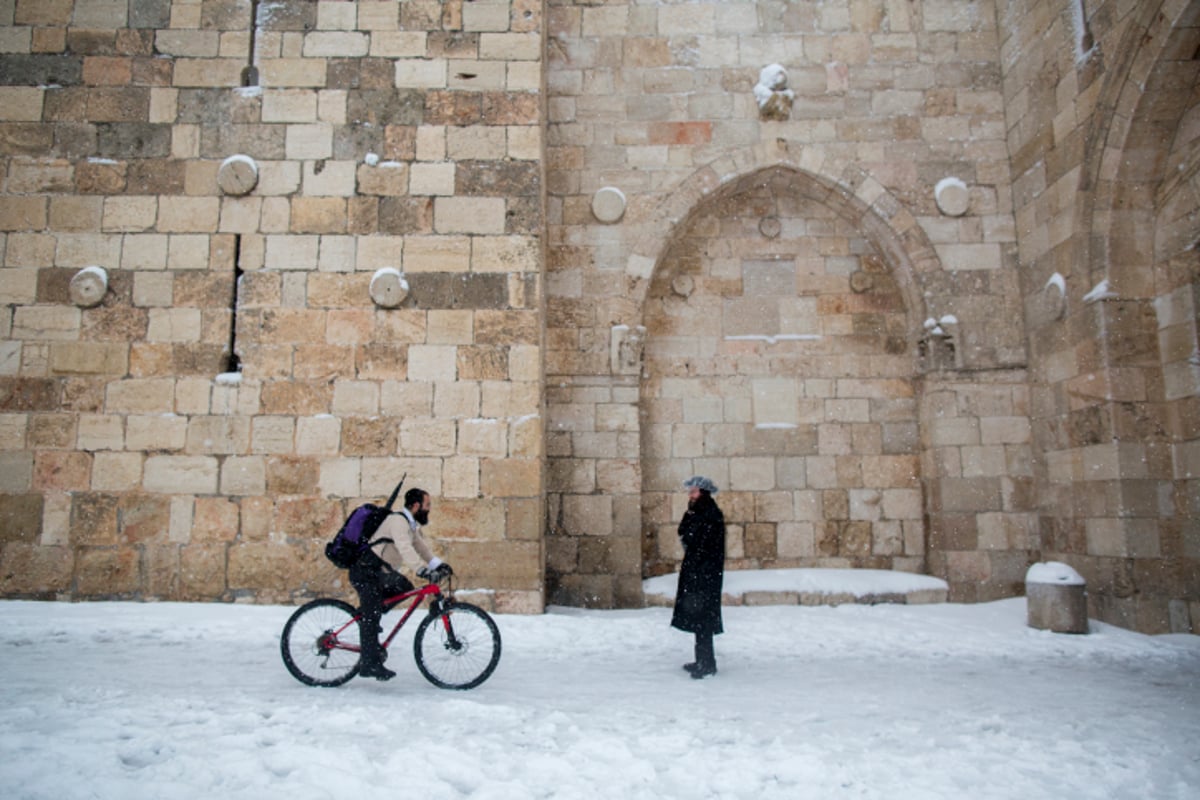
[670,493,725,635]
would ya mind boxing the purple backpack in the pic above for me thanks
[324,477,405,569]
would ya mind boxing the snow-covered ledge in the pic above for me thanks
[644,568,948,608]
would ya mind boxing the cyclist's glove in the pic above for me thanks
[418,563,453,582]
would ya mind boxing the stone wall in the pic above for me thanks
[998,0,1199,632]
[1,0,1196,634]
[543,0,1036,607]
[0,0,546,612]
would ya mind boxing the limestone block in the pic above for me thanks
[562,493,613,537]
[0,196,48,231]
[144,455,219,495]
[0,87,43,122]
[331,385,380,421]
[302,160,356,196]
[458,418,506,457]
[506,125,541,159]
[359,161,412,196]
[318,458,360,498]
[372,32,426,58]
[448,59,506,91]
[49,342,127,376]
[289,197,346,233]
[446,125,506,159]
[509,413,543,458]
[438,455,478,498]
[408,162,454,196]
[259,58,327,88]
[173,58,244,87]
[156,196,219,232]
[406,236,471,273]
[126,414,187,452]
[304,32,369,58]
[221,456,266,496]
[156,30,221,58]
[12,306,80,341]
[146,308,201,343]
[479,32,541,61]
[400,417,456,455]
[1026,562,1088,634]
[408,345,458,382]
[75,546,141,597]
[265,234,320,270]
[0,543,73,596]
[98,195,157,233]
[434,197,507,235]
[186,416,251,455]
[461,0,510,32]
[353,235,403,270]
[285,123,334,160]
[395,59,446,88]
[87,451,142,491]
[744,590,800,607]
[494,590,543,614]
[0,452,33,493]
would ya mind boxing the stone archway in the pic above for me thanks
[1042,0,1200,630]
[638,165,926,579]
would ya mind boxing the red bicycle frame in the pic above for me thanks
[324,582,447,655]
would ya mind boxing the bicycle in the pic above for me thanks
[280,573,501,690]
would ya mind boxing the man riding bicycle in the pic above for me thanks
[349,487,452,681]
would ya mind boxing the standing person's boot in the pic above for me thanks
[690,632,717,679]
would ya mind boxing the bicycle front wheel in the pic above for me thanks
[413,602,501,690]
[280,598,362,687]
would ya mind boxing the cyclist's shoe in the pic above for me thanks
[689,663,717,680]
[359,663,396,681]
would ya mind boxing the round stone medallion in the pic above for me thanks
[591,186,627,224]
[934,177,970,217]
[69,266,108,308]
[218,154,259,196]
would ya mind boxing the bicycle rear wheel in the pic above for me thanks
[280,598,362,687]
[413,602,501,690]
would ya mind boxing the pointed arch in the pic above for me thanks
[620,147,943,337]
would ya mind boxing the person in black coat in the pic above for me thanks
[671,475,726,679]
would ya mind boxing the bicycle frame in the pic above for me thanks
[320,582,447,656]
[379,583,447,652]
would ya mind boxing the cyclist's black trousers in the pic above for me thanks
[348,555,414,666]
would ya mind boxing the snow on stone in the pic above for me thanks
[644,568,949,601]
[372,267,408,291]
[752,63,793,108]
[1083,278,1117,303]
[220,153,258,177]
[724,334,821,344]
[934,176,968,196]
[1026,561,1086,586]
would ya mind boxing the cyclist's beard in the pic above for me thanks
[413,509,430,526]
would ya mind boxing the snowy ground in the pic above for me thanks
[1,588,1198,800]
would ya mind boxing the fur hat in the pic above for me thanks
[683,475,718,494]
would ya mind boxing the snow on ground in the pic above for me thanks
[0,580,1198,800]
[644,567,949,601]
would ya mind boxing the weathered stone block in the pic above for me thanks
[0,542,73,597]
[74,545,140,597]
[143,455,219,495]
[91,452,143,491]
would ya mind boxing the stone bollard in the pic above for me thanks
[1026,562,1089,634]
